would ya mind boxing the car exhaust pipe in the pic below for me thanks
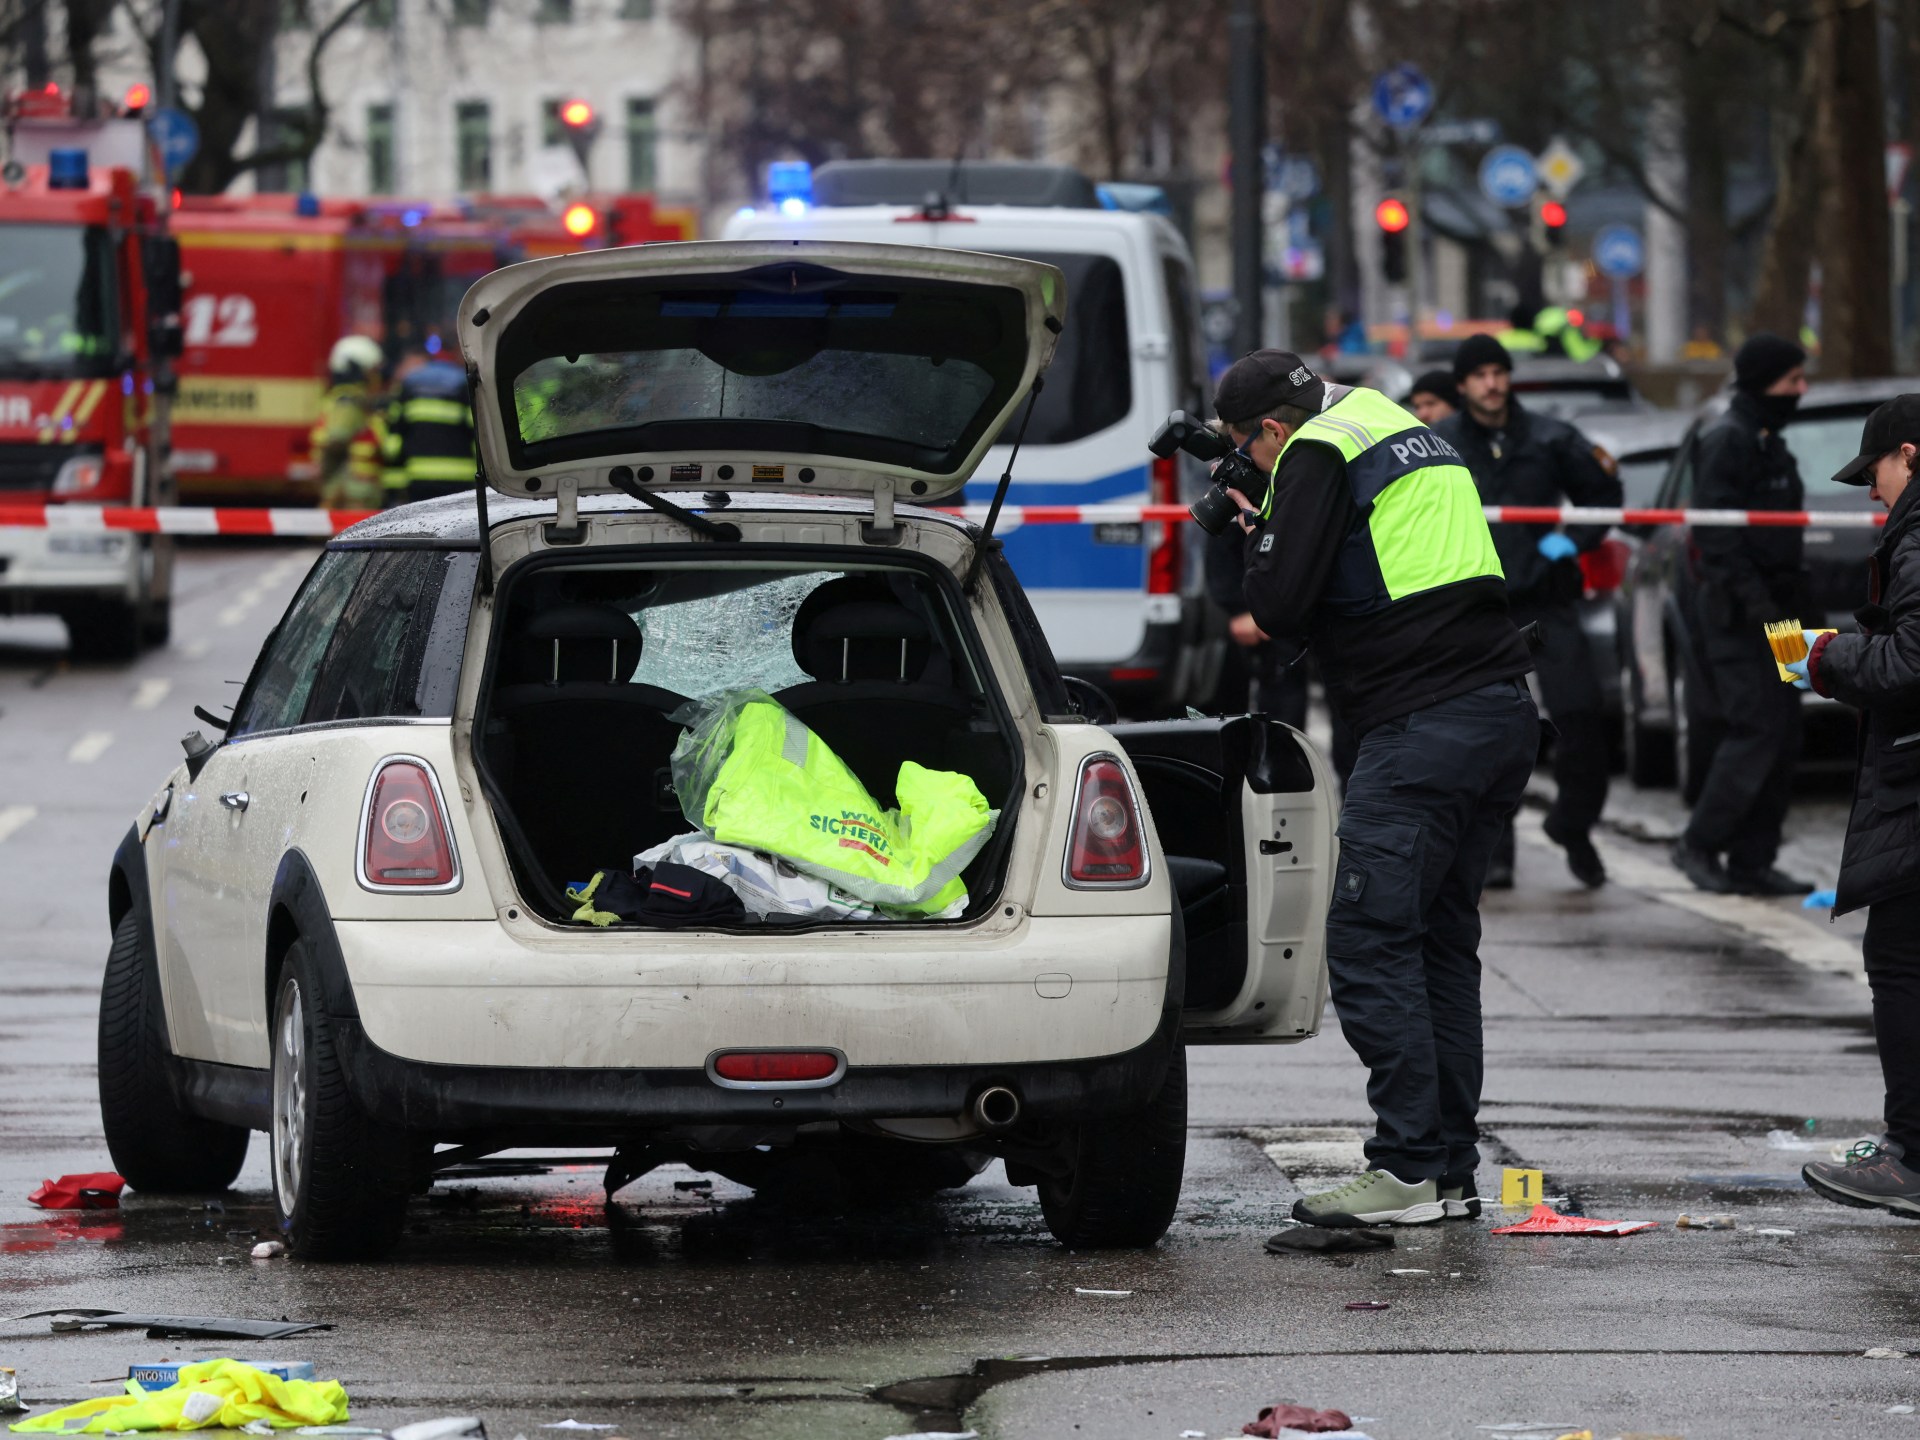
[972,1085,1021,1130]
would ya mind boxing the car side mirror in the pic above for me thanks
[180,729,215,780]
[1061,675,1119,726]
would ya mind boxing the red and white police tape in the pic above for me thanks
[0,503,1889,534]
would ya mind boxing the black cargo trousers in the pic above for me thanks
[1327,679,1540,1182]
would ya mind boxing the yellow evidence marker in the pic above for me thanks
[1500,1166,1546,1207]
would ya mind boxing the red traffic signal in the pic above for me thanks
[122,82,152,114]
[1375,197,1411,234]
[559,99,595,129]
[1541,199,1568,230]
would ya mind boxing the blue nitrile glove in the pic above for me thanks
[1784,657,1812,690]
[1803,888,1837,910]
[1538,532,1579,562]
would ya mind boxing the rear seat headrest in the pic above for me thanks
[791,575,932,684]
[518,604,642,685]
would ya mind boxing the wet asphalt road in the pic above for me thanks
[3,545,1919,1440]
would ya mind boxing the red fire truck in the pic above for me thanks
[0,84,180,658]
[171,191,697,505]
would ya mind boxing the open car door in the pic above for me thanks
[1109,716,1335,1042]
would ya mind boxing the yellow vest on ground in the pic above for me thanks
[10,1359,349,1434]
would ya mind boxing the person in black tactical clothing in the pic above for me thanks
[1670,334,1815,897]
[1795,396,1920,1215]
[1407,370,1460,427]
[1437,334,1623,889]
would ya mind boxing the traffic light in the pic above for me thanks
[1540,199,1567,247]
[561,202,600,241]
[121,82,151,115]
[558,98,600,171]
[1375,196,1410,284]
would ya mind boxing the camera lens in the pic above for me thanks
[1188,484,1242,536]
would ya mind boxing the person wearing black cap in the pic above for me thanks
[1794,396,1920,1215]
[1407,371,1460,427]
[1670,333,1814,896]
[1215,349,1537,1228]
[1435,334,1624,889]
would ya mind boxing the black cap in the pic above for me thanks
[1734,333,1806,396]
[1214,349,1325,424]
[1410,369,1460,408]
[1452,333,1512,383]
[1831,394,1920,485]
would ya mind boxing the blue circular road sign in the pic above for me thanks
[148,108,199,176]
[1478,144,1539,207]
[1371,64,1434,130]
[1593,224,1646,279]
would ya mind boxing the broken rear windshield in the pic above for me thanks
[495,263,1029,476]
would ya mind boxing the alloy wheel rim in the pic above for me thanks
[273,979,307,1217]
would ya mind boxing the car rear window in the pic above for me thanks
[1786,407,1904,500]
[998,251,1132,444]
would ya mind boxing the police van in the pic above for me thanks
[723,161,1221,716]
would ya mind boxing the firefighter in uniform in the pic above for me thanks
[380,352,476,506]
[1218,350,1539,1229]
[312,336,388,512]
[1439,334,1624,890]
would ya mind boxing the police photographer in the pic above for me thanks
[1195,349,1538,1229]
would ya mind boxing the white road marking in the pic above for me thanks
[0,805,36,843]
[1246,1125,1370,1179]
[131,677,172,711]
[1516,809,1865,981]
[67,730,115,764]
[182,639,212,660]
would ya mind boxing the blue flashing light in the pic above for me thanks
[425,334,442,355]
[47,148,90,190]
[121,373,134,396]
[734,205,756,220]
[767,159,813,210]
[778,196,809,218]
[401,207,424,227]
[295,190,320,217]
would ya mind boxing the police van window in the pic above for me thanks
[302,550,466,724]
[229,551,368,737]
[1002,252,1132,444]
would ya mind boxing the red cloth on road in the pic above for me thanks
[1243,1403,1355,1435]
[27,1172,125,1209]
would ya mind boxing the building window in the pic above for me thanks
[455,101,492,191]
[536,0,571,21]
[620,0,653,16]
[625,98,656,192]
[363,0,393,26]
[452,0,489,23]
[254,109,310,194]
[366,103,394,194]
[540,98,564,148]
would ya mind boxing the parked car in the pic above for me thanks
[1618,379,1894,796]
[98,240,1341,1258]
[1572,410,1692,746]
[1510,355,1651,420]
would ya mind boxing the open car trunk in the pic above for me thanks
[472,546,1024,927]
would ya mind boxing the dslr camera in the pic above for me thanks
[1148,410,1268,535]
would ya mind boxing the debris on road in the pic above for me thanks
[0,1369,24,1416]
[25,1174,124,1210]
[537,1423,617,1431]
[250,1241,287,1259]
[1674,1214,1736,1229]
[881,1432,977,1440]
[1241,1402,1355,1435]
[1750,1227,1797,1236]
[1767,1128,1870,1153]
[1387,1268,1430,1275]
[7,1359,347,1434]
[1073,1288,1132,1298]
[1343,1301,1390,1311]
[390,1418,487,1440]
[1866,1348,1910,1359]
[1264,1227,1394,1254]
[1889,1405,1916,1414]
[12,1310,333,1340]
[1489,1204,1658,1236]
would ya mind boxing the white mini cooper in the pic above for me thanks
[100,241,1337,1257]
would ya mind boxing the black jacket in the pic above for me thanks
[1436,399,1623,606]
[1240,426,1530,737]
[1684,391,1812,631]
[1809,483,1920,914]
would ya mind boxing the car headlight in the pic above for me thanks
[51,454,105,497]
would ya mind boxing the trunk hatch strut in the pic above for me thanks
[963,373,1045,594]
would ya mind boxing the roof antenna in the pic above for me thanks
[963,373,1045,594]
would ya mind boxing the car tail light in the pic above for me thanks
[1065,755,1148,887]
[709,1050,845,1087]
[1147,454,1182,595]
[1579,537,1631,595]
[359,759,458,889]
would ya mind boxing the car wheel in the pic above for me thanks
[65,599,143,662]
[1671,663,1715,807]
[270,940,413,1258]
[97,913,251,1192]
[1622,659,1674,788]
[1037,1044,1187,1248]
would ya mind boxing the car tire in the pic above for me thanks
[1621,659,1674,788]
[270,940,413,1259]
[66,599,143,662]
[1037,1044,1187,1248]
[141,598,172,649]
[97,912,251,1192]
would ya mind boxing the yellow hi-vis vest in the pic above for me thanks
[672,695,997,915]
[1264,384,1504,612]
